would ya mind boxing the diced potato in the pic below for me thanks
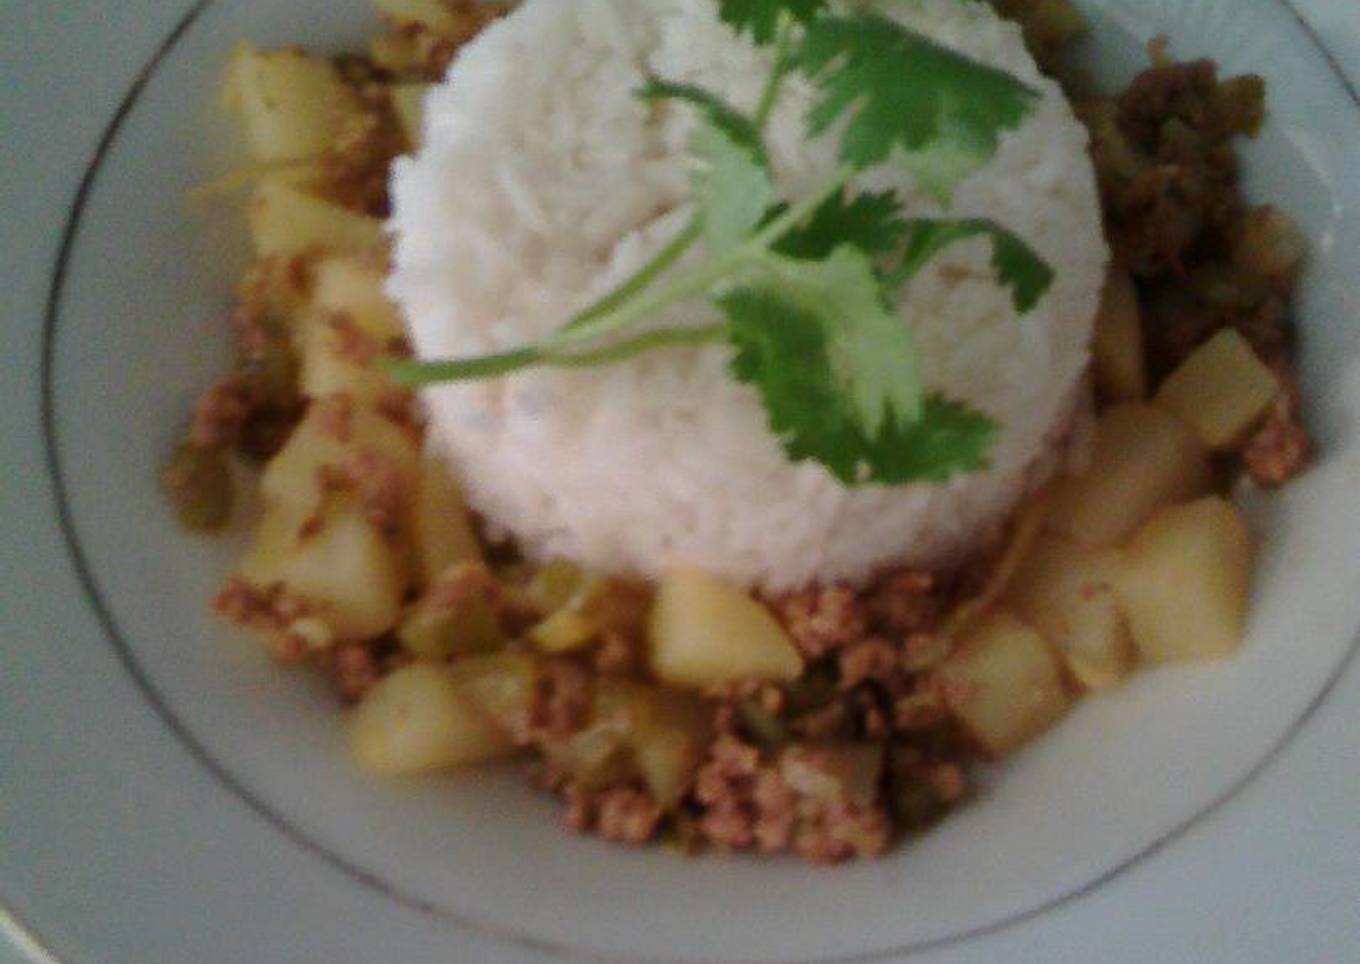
[311,257,405,343]
[520,562,650,655]
[1091,265,1147,402]
[368,32,423,74]
[238,498,407,641]
[1110,497,1252,662]
[596,681,710,807]
[391,84,430,152]
[447,651,538,736]
[396,593,503,659]
[1046,402,1213,546]
[222,44,365,161]
[1005,533,1135,690]
[529,610,600,654]
[1154,329,1280,450]
[350,662,514,774]
[412,455,483,587]
[248,175,384,258]
[939,609,1072,756]
[295,308,394,402]
[259,397,419,515]
[374,0,476,39]
[648,567,802,687]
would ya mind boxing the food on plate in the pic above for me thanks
[165,0,1313,862]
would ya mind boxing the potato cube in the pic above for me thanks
[311,257,405,344]
[391,84,430,152]
[939,610,1071,756]
[295,308,395,403]
[596,681,710,807]
[1046,402,1213,546]
[368,32,423,74]
[648,567,802,687]
[1091,265,1147,402]
[350,663,513,774]
[259,397,419,516]
[412,455,483,587]
[447,651,538,737]
[396,593,502,659]
[237,499,407,641]
[1110,497,1252,662]
[374,0,479,40]
[1154,329,1280,450]
[248,175,384,258]
[1005,533,1135,689]
[223,44,365,161]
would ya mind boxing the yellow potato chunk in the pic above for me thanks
[1046,403,1213,547]
[412,455,483,588]
[311,257,405,344]
[368,33,423,74]
[447,651,538,736]
[374,0,475,39]
[1091,265,1147,402]
[1154,329,1281,450]
[295,309,394,403]
[222,44,365,161]
[1005,533,1135,690]
[1110,497,1252,662]
[391,84,430,152]
[396,594,502,659]
[648,567,802,687]
[259,398,419,516]
[350,663,513,774]
[248,175,384,258]
[939,610,1072,756]
[582,681,710,807]
[238,499,407,642]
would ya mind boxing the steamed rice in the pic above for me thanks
[387,0,1108,590]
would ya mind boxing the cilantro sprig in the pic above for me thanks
[388,0,1054,486]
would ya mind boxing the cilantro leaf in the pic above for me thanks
[796,14,1041,200]
[759,246,923,432]
[890,218,1054,311]
[639,78,775,255]
[773,189,908,260]
[721,282,993,484]
[719,0,828,45]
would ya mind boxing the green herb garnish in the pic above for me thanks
[387,0,1053,485]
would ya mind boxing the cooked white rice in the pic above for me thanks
[387,0,1108,590]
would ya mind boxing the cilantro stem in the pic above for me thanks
[383,324,728,387]
[545,322,729,367]
[562,220,702,333]
[384,347,542,386]
[749,164,856,248]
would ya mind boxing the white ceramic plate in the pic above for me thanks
[3,2,1359,962]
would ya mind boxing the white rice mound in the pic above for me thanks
[388,0,1109,590]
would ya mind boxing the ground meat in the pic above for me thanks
[837,637,899,690]
[1243,409,1312,487]
[330,640,382,702]
[770,584,867,659]
[211,577,321,662]
[313,394,356,443]
[527,658,593,742]
[189,374,260,449]
[325,312,382,366]
[592,627,640,675]
[865,569,940,635]
[690,735,892,862]
[595,787,665,844]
